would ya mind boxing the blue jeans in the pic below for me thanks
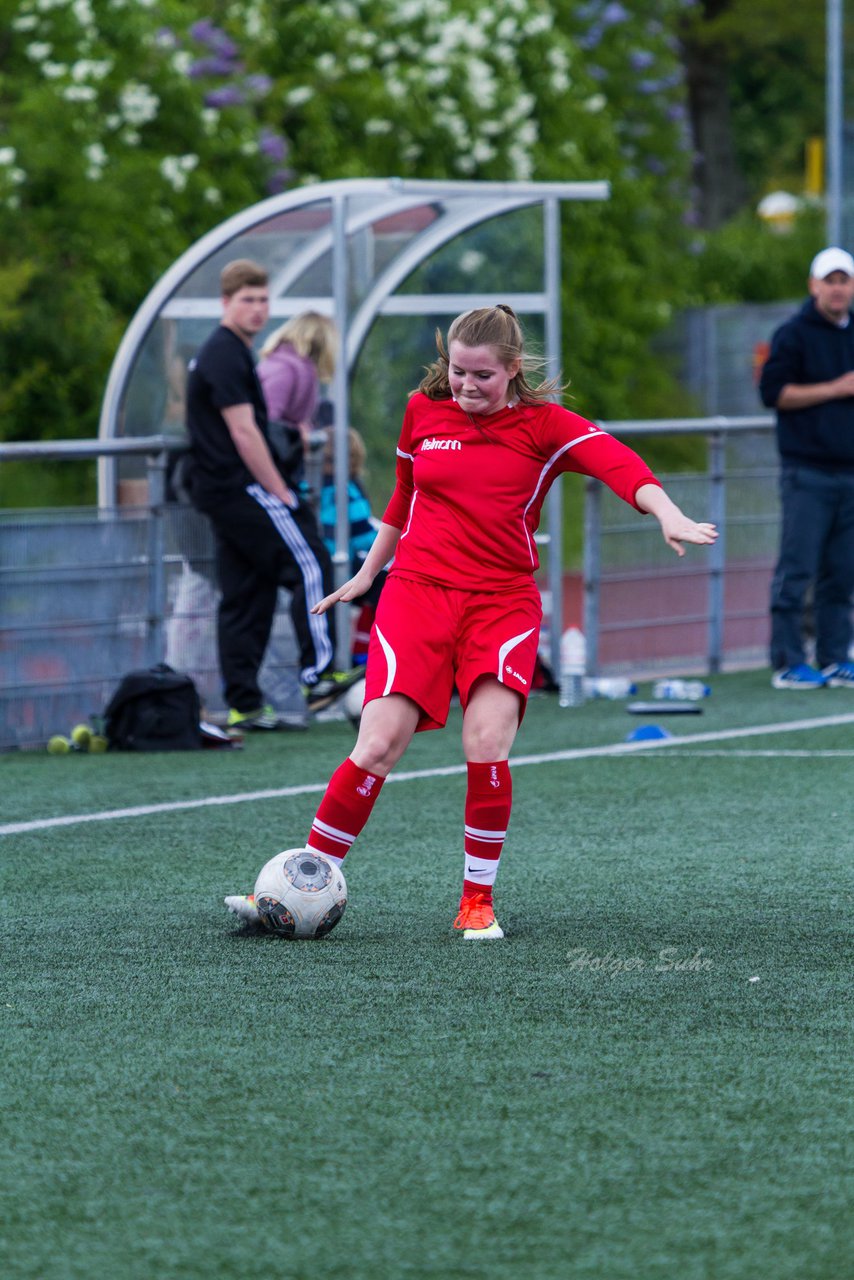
[770,464,854,669]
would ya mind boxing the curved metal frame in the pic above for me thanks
[97,176,609,671]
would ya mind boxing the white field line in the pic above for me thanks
[4,711,854,837]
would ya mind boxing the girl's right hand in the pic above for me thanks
[311,567,376,615]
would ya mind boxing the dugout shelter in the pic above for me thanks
[98,177,609,673]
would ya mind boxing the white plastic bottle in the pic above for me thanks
[652,679,710,701]
[559,627,586,708]
[584,677,637,699]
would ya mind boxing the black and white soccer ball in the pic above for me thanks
[254,848,348,939]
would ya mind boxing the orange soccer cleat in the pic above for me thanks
[453,891,505,940]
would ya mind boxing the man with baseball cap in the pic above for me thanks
[759,246,854,688]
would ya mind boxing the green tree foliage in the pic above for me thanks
[0,0,825,510]
[0,0,273,462]
[679,0,825,210]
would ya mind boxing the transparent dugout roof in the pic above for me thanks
[98,177,608,503]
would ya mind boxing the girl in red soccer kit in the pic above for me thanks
[227,306,717,939]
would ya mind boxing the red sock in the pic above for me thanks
[462,761,512,903]
[306,757,385,865]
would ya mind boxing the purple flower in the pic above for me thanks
[645,156,667,175]
[155,27,179,49]
[602,3,629,25]
[259,129,289,162]
[638,76,681,95]
[266,168,294,195]
[189,56,242,79]
[578,26,603,50]
[190,19,218,44]
[666,103,687,123]
[630,50,655,71]
[190,20,239,60]
[244,74,273,99]
[204,86,246,107]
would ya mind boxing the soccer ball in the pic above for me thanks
[342,675,366,727]
[253,848,348,939]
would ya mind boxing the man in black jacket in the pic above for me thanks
[186,259,360,729]
[760,247,854,689]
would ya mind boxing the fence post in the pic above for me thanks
[583,477,602,676]
[707,430,726,673]
[146,448,168,666]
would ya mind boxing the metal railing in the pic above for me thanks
[584,415,776,677]
[0,418,778,750]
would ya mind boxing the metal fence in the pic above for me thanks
[584,417,778,678]
[0,420,780,751]
[0,438,307,752]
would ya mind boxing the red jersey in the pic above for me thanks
[382,393,661,591]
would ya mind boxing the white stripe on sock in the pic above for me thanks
[465,824,507,841]
[310,817,356,849]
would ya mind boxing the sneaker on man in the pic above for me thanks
[224,893,262,924]
[303,669,365,713]
[453,891,505,940]
[821,661,854,688]
[771,664,827,690]
[226,704,281,731]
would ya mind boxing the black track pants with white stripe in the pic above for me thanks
[206,484,336,711]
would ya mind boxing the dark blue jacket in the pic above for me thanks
[759,299,854,472]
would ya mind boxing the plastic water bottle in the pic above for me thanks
[652,679,710,701]
[584,677,637,700]
[559,627,586,708]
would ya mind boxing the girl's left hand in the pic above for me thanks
[658,515,718,557]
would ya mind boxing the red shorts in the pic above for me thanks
[364,573,542,731]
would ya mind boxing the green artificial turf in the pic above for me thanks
[2,672,853,1279]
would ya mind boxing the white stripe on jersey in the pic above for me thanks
[375,625,397,697]
[521,430,606,564]
[397,447,415,461]
[497,627,536,682]
[246,484,333,683]
[399,488,417,540]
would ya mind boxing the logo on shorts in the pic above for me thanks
[421,438,461,452]
[504,664,528,686]
[356,774,378,797]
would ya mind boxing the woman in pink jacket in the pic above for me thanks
[257,312,337,484]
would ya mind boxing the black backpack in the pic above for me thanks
[104,663,201,751]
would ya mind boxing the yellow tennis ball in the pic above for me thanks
[88,735,108,754]
[70,724,92,750]
[47,735,71,755]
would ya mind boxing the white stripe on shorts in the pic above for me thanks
[375,624,397,697]
[497,627,536,683]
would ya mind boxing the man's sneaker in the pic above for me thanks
[453,892,505,940]
[224,893,262,924]
[822,661,854,688]
[227,705,280,731]
[771,664,827,690]
[303,669,365,713]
